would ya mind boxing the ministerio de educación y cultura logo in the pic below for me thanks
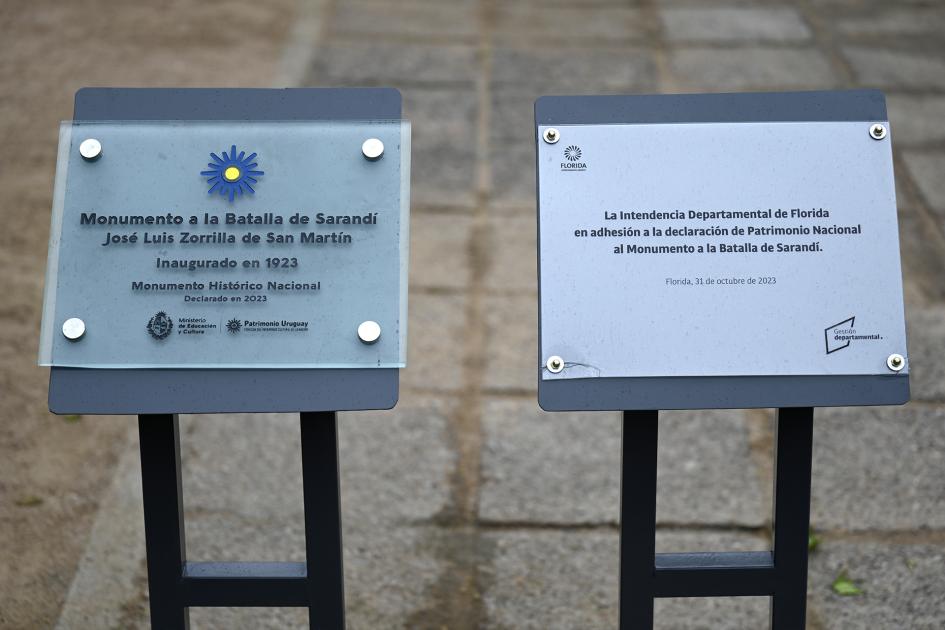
[146,311,174,340]
[201,145,265,202]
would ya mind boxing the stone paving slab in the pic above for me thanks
[402,293,468,392]
[403,86,480,208]
[483,529,771,630]
[412,135,479,208]
[893,204,945,304]
[670,48,837,91]
[842,47,945,90]
[490,87,542,147]
[810,405,945,531]
[479,400,767,527]
[807,540,945,629]
[491,47,657,92]
[484,215,537,293]
[338,397,456,523]
[483,294,537,393]
[835,8,945,38]
[489,140,537,208]
[661,8,811,43]
[410,212,474,290]
[403,86,478,140]
[331,1,477,41]
[886,95,945,146]
[492,5,653,45]
[313,41,478,86]
[902,151,945,226]
[905,305,945,402]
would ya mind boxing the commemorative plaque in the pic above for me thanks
[536,90,909,410]
[41,87,409,413]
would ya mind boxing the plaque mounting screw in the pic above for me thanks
[886,353,905,372]
[869,123,887,140]
[62,318,86,341]
[358,320,381,344]
[546,355,564,374]
[361,138,385,161]
[79,138,102,161]
[543,128,560,144]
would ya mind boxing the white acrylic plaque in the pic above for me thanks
[538,121,908,381]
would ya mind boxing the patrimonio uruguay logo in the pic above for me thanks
[201,145,264,202]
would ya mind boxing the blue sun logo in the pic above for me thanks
[201,145,264,202]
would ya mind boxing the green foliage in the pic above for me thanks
[63,414,82,423]
[808,528,820,552]
[15,495,44,507]
[832,570,863,596]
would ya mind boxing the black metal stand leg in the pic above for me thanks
[770,407,814,630]
[301,412,346,630]
[619,410,659,630]
[139,414,190,630]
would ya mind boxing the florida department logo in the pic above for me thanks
[561,145,586,171]
[147,311,174,340]
[226,318,242,333]
[201,145,264,202]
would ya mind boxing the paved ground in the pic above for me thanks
[2,0,945,629]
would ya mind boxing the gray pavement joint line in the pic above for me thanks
[745,408,776,544]
[796,0,856,88]
[275,0,327,87]
[640,0,681,94]
[407,1,497,628]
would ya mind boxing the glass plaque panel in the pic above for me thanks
[40,120,410,368]
[538,121,908,380]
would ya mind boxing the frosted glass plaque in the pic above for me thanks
[40,120,410,368]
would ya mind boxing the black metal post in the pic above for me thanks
[139,414,190,629]
[619,410,659,630]
[301,411,347,630]
[136,412,347,629]
[618,408,814,630]
[770,407,814,630]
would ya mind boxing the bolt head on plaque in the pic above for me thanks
[79,138,102,161]
[357,320,381,344]
[62,317,86,341]
[869,123,887,140]
[361,138,384,161]
[886,353,905,372]
[543,128,560,144]
[546,355,564,373]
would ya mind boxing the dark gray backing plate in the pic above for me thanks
[49,88,402,414]
[535,90,909,411]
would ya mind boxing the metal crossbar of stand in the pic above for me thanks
[619,407,814,630]
[138,412,346,630]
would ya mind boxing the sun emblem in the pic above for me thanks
[226,318,242,333]
[201,145,264,202]
[564,145,582,161]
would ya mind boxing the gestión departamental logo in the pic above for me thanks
[201,145,265,202]
[147,311,174,340]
